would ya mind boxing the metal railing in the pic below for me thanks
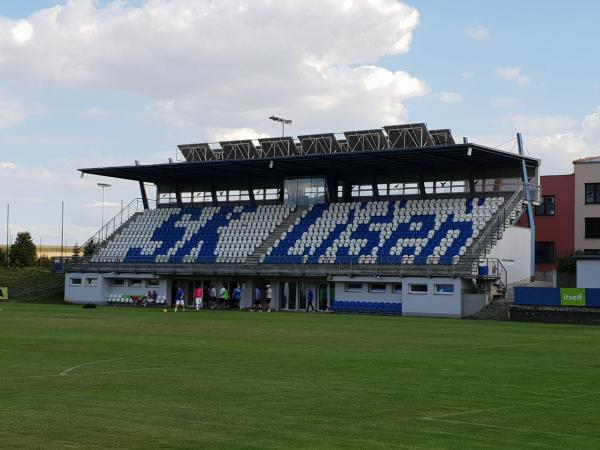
[80,198,155,253]
[463,182,540,261]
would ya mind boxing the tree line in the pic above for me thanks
[0,232,96,268]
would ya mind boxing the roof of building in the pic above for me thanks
[80,143,539,188]
[573,156,600,164]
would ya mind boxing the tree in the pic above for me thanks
[9,232,37,267]
[72,243,80,257]
[82,240,97,257]
[0,247,6,267]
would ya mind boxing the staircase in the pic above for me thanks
[246,207,307,264]
[469,285,515,320]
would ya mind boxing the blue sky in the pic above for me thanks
[1,0,599,247]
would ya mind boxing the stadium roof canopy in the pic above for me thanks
[80,124,539,188]
[81,144,538,187]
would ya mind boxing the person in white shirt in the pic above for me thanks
[264,284,272,313]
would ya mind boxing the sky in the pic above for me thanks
[1,0,599,248]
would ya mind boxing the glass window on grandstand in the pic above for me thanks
[146,279,160,288]
[585,184,600,204]
[180,186,192,204]
[368,283,386,293]
[535,195,555,216]
[535,242,555,263]
[434,284,454,295]
[193,191,211,204]
[70,277,82,286]
[158,186,177,205]
[284,178,325,205]
[129,279,142,288]
[345,282,363,292]
[409,283,428,294]
[112,279,125,287]
[392,283,403,294]
[585,218,600,239]
[85,278,98,287]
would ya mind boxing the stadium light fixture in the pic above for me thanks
[467,147,472,157]
[97,183,112,240]
[269,115,292,137]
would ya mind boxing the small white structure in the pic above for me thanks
[574,255,600,288]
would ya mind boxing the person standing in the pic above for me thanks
[232,285,242,310]
[218,285,228,309]
[264,284,272,313]
[320,288,330,312]
[175,286,185,312]
[306,288,315,312]
[251,286,261,312]
[210,285,217,309]
[194,285,204,311]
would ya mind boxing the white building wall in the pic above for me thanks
[64,272,109,304]
[487,225,532,284]
[401,277,462,318]
[576,260,600,288]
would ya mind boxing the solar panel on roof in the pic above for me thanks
[384,123,434,149]
[343,129,389,151]
[178,143,217,161]
[297,133,342,154]
[258,137,297,158]
[429,129,456,146]
[219,140,258,160]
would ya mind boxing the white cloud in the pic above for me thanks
[438,91,463,104]
[0,98,29,128]
[496,67,531,86]
[465,25,489,41]
[10,20,34,44]
[0,161,17,169]
[504,109,600,174]
[207,127,269,142]
[461,71,474,80]
[0,0,427,134]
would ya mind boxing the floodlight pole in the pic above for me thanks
[517,132,536,281]
[61,201,64,260]
[269,116,292,137]
[6,203,9,268]
[98,183,112,241]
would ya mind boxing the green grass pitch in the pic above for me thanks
[1,303,600,449]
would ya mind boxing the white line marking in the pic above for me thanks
[60,358,124,376]
[422,417,600,442]
[425,391,600,419]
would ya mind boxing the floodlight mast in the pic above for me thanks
[97,182,112,240]
[269,115,292,137]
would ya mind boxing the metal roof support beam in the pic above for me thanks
[468,173,476,198]
[342,180,352,202]
[139,181,149,210]
[248,180,256,206]
[418,173,426,199]
[327,176,338,203]
[210,184,218,207]
[372,174,380,200]
[175,184,183,207]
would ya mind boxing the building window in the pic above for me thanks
[585,184,600,204]
[434,284,455,295]
[409,283,428,294]
[69,277,82,286]
[585,218,600,239]
[146,279,160,288]
[392,283,403,294]
[535,195,555,216]
[129,279,142,288]
[85,278,98,287]
[368,283,386,293]
[535,242,555,263]
[112,279,125,287]
[345,282,363,292]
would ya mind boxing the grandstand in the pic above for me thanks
[65,123,540,317]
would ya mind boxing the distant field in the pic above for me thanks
[1,304,599,449]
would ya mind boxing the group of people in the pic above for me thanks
[174,284,244,312]
[250,284,273,312]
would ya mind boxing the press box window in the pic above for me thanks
[368,283,386,293]
[392,284,403,294]
[409,283,428,294]
[85,278,98,287]
[345,283,363,292]
[129,279,142,288]
[69,278,82,286]
[112,279,125,287]
[585,218,600,239]
[434,284,455,295]
[146,279,160,288]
